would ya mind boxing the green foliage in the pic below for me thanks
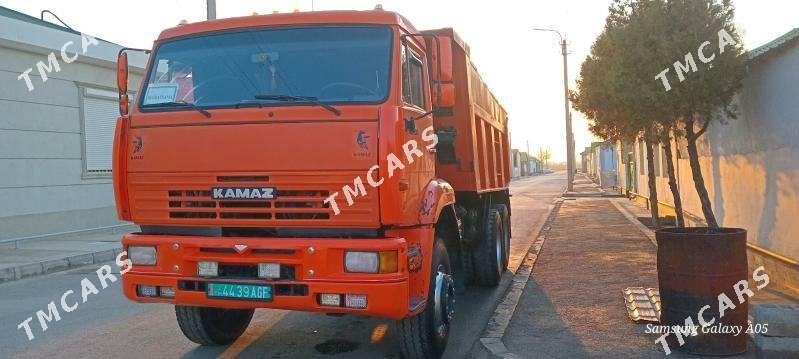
[572,0,747,227]
[572,0,746,140]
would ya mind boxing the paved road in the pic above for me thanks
[0,172,565,359]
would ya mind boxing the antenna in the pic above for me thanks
[40,10,74,31]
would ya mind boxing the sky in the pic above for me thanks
[3,0,797,162]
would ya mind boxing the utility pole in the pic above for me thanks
[533,28,574,192]
[526,140,531,175]
[207,0,217,20]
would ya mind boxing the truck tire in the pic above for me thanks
[175,305,254,346]
[473,208,503,286]
[397,237,454,359]
[493,204,511,271]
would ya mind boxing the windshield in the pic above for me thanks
[139,25,393,110]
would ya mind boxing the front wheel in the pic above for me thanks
[175,306,254,346]
[397,237,454,359]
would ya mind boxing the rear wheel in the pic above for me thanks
[473,208,503,286]
[175,306,254,346]
[493,204,511,271]
[397,237,454,359]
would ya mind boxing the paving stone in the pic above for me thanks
[66,253,95,266]
[752,334,799,358]
[0,267,15,282]
[15,263,43,279]
[751,304,799,337]
[41,259,70,273]
[92,249,116,263]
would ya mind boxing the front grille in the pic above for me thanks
[166,189,330,221]
[129,172,378,227]
[216,263,296,281]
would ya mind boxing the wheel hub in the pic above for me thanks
[433,265,455,339]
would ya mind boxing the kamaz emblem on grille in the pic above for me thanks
[211,187,276,200]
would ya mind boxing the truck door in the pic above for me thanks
[397,38,435,225]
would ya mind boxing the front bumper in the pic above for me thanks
[121,233,410,320]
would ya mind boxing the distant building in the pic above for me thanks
[530,156,542,174]
[582,142,617,188]
[511,149,521,178]
[580,148,589,173]
[0,6,147,240]
[511,150,542,177]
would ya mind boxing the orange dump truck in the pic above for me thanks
[114,9,509,358]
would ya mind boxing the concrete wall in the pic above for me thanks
[0,18,145,239]
[628,42,799,262]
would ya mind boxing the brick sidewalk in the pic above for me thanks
[501,198,769,358]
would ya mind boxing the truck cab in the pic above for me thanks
[114,9,510,359]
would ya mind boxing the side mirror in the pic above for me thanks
[117,51,129,116]
[119,93,130,116]
[117,52,128,94]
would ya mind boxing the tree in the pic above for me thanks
[659,126,686,227]
[659,0,746,228]
[611,0,688,228]
[537,148,552,169]
[572,0,669,228]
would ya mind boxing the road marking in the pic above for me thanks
[218,310,289,359]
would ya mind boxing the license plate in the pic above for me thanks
[207,283,272,301]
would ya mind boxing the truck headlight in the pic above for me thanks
[345,251,398,273]
[345,251,379,273]
[128,246,157,265]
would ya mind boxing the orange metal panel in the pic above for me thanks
[122,233,410,319]
[424,28,510,193]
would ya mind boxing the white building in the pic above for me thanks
[0,6,147,240]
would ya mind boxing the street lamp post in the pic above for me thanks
[207,0,217,20]
[533,28,574,192]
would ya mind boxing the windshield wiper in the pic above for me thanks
[141,100,212,118]
[254,95,341,116]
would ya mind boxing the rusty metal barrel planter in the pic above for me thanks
[656,227,748,355]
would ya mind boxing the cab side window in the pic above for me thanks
[402,45,426,109]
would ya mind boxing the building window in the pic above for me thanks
[81,87,126,176]
[660,145,668,177]
[402,46,426,109]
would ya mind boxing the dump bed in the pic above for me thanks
[424,28,510,194]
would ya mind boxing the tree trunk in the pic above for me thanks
[662,139,685,227]
[644,139,661,230]
[685,119,719,228]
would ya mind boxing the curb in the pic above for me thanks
[469,200,563,359]
[0,247,123,284]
